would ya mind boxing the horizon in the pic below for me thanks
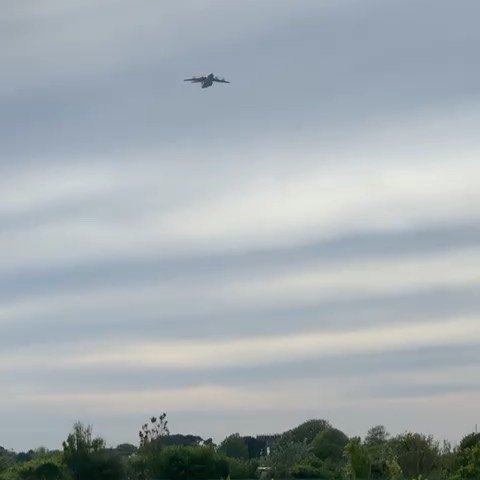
[1,0,479,452]
[2,416,477,453]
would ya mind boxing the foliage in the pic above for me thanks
[227,457,258,479]
[62,422,124,480]
[138,415,169,449]
[313,428,349,462]
[286,419,332,445]
[365,426,389,447]
[384,456,402,480]
[162,435,203,448]
[18,461,62,480]
[291,456,342,479]
[159,445,228,480]
[390,432,439,479]
[4,417,480,480]
[136,414,170,480]
[266,437,310,478]
[291,462,326,479]
[344,437,371,480]
[437,440,456,479]
[458,433,480,453]
[0,452,65,480]
[123,453,144,480]
[218,434,248,460]
[112,444,137,457]
[242,436,266,459]
[451,444,480,479]
[14,453,34,465]
[33,462,62,480]
[0,448,15,473]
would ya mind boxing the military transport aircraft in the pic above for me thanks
[184,73,230,89]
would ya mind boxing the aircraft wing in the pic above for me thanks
[184,77,205,82]
[213,77,230,83]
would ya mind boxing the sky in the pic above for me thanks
[1,0,480,451]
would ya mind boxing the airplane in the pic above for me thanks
[184,73,230,89]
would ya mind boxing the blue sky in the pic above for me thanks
[1,0,480,450]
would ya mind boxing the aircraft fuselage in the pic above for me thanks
[202,74,215,88]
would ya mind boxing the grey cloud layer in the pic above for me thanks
[1,0,479,163]
[1,0,480,450]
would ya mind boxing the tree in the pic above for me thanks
[3,453,65,480]
[62,422,123,480]
[0,448,15,473]
[62,422,101,480]
[63,422,105,455]
[438,439,456,478]
[390,432,439,478]
[32,462,62,480]
[287,419,332,445]
[459,433,480,452]
[365,426,390,479]
[452,443,480,479]
[290,454,341,480]
[266,438,310,478]
[344,438,371,480]
[384,457,402,480]
[242,437,265,459]
[138,414,169,448]
[312,428,349,462]
[160,446,228,480]
[291,462,325,479]
[15,452,34,465]
[227,458,259,479]
[163,435,203,447]
[137,414,170,480]
[217,434,248,460]
[112,444,137,457]
[365,426,389,447]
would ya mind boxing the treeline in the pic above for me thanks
[1,415,479,480]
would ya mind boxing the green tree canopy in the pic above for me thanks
[0,448,15,473]
[242,436,265,459]
[226,458,259,479]
[312,428,349,462]
[161,446,228,480]
[390,432,439,478]
[344,437,371,480]
[138,414,169,448]
[62,422,123,480]
[452,443,480,479]
[365,426,389,447]
[163,435,203,447]
[459,433,480,452]
[217,434,248,460]
[267,437,311,478]
[287,419,332,445]
[1,453,64,480]
[112,444,137,457]
[31,462,62,480]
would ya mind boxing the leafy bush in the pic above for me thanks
[390,433,439,479]
[459,434,480,453]
[159,445,228,480]
[0,453,65,480]
[343,437,371,480]
[451,444,480,479]
[227,458,258,479]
